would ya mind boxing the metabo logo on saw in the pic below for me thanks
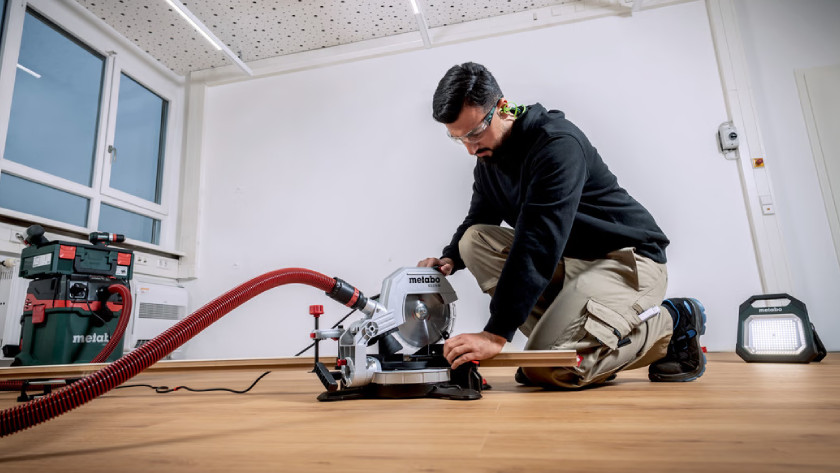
[407,274,441,285]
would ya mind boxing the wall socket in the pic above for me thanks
[135,255,151,266]
[133,251,177,277]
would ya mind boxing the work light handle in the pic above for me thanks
[739,293,807,313]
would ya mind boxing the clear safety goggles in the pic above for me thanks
[447,104,496,145]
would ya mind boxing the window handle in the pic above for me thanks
[108,145,117,163]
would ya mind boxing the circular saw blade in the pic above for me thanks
[398,294,451,348]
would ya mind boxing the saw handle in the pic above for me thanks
[313,362,339,392]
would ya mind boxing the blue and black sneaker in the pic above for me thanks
[649,298,707,382]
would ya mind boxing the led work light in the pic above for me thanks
[737,294,826,363]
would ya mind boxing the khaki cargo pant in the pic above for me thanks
[459,224,673,388]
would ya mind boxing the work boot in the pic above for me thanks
[515,367,535,386]
[516,367,618,386]
[649,298,707,382]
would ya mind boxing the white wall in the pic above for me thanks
[182,0,762,360]
[735,0,840,349]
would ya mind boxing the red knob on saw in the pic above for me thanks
[309,305,324,317]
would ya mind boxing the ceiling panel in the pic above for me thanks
[182,0,418,62]
[424,0,576,27]
[73,0,580,77]
[75,0,231,74]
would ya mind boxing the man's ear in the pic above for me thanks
[499,97,510,114]
[499,99,524,118]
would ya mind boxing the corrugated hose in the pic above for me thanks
[0,268,338,437]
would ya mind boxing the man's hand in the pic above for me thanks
[417,257,454,276]
[443,331,506,369]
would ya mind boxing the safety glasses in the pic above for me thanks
[447,104,496,145]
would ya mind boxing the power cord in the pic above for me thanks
[116,371,271,394]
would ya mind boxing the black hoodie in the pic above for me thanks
[441,104,669,341]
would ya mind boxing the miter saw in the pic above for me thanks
[310,267,485,401]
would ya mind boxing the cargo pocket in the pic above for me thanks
[582,299,643,350]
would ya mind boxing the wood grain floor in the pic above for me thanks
[1,352,838,472]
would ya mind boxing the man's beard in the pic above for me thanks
[476,150,499,164]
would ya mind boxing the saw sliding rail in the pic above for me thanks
[0,351,577,381]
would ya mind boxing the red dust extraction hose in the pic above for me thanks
[1,268,342,437]
[92,284,132,364]
[0,381,25,392]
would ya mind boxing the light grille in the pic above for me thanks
[743,314,806,355]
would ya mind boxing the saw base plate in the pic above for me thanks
[316,353,487,402]
[317,381,481,401]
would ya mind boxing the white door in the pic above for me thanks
[797,65,840,267]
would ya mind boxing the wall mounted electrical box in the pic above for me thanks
[718,121,740,158]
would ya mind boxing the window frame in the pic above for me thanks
[104,71,170,208]
[0,0,184,252]
[0,0,7,52]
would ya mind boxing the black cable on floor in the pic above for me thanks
[116,371,271,394]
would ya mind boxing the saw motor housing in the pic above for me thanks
[311,267,482,401]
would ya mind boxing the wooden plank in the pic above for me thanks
[487,350,577,367]
[0,350,576,380]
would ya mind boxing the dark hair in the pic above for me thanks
[432,62,503,124]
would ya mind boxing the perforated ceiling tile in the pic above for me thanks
[423,0,578,28]
[73,0,584,77]
[181,0,417,62]
[74,0,231,75]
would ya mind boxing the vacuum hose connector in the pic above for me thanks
[326,277,386,318]
[1,268,339,437]
[91,284,132,363]
[326,277,367,310]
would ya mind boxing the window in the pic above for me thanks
[0,173,89,226]
[1,0,7,43]
[5,10,104,188]
[110,73,168,205]
[0,0,183,250]
[99,204,160,244]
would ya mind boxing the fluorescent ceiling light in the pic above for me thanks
[17,64,41,79]
[162,0,252,75]
[163,0,221,50]
[408,0,431,48]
